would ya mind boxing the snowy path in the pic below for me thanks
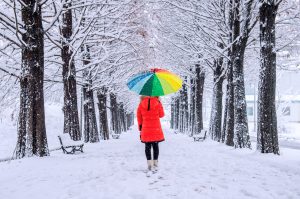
[0,126,300,199]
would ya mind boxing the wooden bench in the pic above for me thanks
[111,134,120,139]
[58,135,84,154]
[193,130,207,142]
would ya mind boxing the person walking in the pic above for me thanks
[137,96,165,175]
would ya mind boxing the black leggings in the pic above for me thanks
[145,142,159,160]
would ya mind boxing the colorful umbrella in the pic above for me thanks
[127,68,182,96]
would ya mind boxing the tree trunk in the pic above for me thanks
[195,64,205,133]
[231,0,251,148]
[110,93,116,133]
[223,0,235,146]
[179,89,184,132]
[189,72,196,136]
[182,77,189,133]
[209,59,224,142]
[224,65,235,146]
[170,98,175,129]
[119,103,127,132]
[174,97,180,130]
[16,0,49,158]
[61,2,81,141]
[82,45,99,143]
[232,46,251,148]
[221,96,227,143]
[83,79,99,143]
[110,93,121,134]
[257,1,279,155]
[97,87,109,140]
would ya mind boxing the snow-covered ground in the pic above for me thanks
[1,122,300,199]
[1,104,300,198]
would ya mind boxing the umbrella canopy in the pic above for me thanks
[127,68,182,96]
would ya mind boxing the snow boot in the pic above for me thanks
[153,160,158,173]
[147,160,153,170]
[146,160,153,177]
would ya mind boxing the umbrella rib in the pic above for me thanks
[127,72,152,89]
[130,75,153,94]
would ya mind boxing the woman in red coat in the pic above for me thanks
[137,96,165,173]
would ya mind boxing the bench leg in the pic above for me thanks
[72,147,77,154]
[61,147,66,154]
[62,147,71,154]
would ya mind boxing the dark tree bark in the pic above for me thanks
[222,96,228,143]
[257,1,279,155]
[110,93,116,133]
[230,0,254,148]
[110,93,121,134]
[97,87,109,140]
[232,44,251,148]
[195,64,205,133]
[174,97,180,130]
[224,65,235,146]
[170,98,175,129]
[117,103,122,132]
[189,71,196,136]
[223,0,235,146]
[119,103,127,132]
[182,77,189,133]
[209,58,224,142]
[83,79,99,143]
[179,89,184,132]
[16,0,49,158]
[82,45,99,143]
[61,1,81,141]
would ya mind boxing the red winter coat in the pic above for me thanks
[137,97,165,143]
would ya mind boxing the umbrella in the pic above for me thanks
[127,68,182,96]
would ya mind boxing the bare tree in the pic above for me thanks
[16,0,49,158]
[82,45,99,143]
[97,87,109,140]
[230,0,257,148]
[257,0,281,155]
[61,0,81,140]
[195,64,205,133]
